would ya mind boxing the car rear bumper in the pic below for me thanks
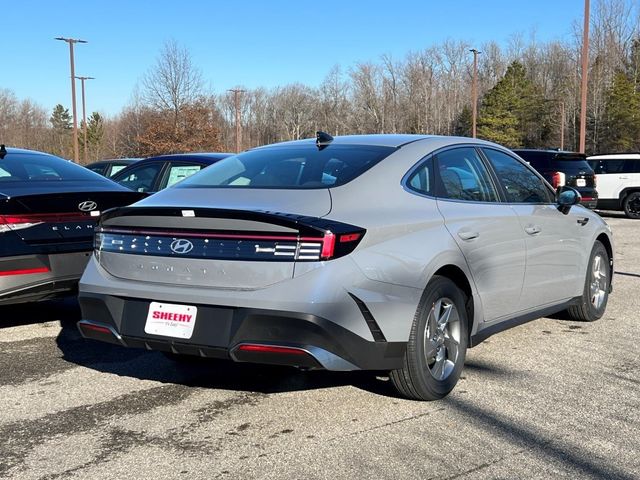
[77,292,407,371]
[0,251,92,305]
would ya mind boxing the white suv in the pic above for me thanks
[587,153,640,218]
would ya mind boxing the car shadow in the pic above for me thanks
[54,315,400,398]
[595,210,626,219]
[0,296,81,329]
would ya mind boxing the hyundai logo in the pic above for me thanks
[78,200,97,212]
[170,239,194,254]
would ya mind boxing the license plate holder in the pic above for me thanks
[145,302,197,339]
[577,178,586,187]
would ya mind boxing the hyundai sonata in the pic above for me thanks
[77,134,613,400]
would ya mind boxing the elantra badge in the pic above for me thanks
[78,200,98,212]
[170,239,194,254]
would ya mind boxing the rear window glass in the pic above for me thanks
[514,151,591,172]
[0,152,103,182]
[177,144,396,189]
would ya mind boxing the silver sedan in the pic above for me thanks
[77,134,613,400]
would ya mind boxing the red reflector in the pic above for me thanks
[0,267,50,277]
[0,212,91,224]
[581,197,593,201]
[321,232,335,259]
[80,323,114,335]
[237,344,307,356]
[339,233,361,243]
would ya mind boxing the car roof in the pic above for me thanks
[2,146,62,158]
[253,134,437,149]
[86,158,139,167]
[142,152,233,162]
[587,153,640,160]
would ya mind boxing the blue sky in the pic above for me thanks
[2,0,586,117]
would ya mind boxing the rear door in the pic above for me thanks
[481,148,583,309]
[591,159,625,200]
[434,147,526,322]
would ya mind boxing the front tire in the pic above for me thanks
[390,276,468,401]
[567,240,610,322]
[623,192,640,219]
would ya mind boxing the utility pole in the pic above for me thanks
[470,49,481,138]
[75,76,95,164]
[579,0,590,153]
[55,37,87,163]
[228,89,245,153]
[560,100,565,151]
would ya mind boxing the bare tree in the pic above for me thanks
[141,39,204,127]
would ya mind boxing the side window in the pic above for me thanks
[109,165,128,177]
[482,148,552,203]
[406,156,433,196]
[623,160,640,174]
[598,160,625,173]
[435,147,498,202]
[165,163,203,188]
[115,163,164,192]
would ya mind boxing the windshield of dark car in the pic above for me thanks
[176,144,396,189]
[0,152,104,182]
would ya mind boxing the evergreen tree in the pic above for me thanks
[50,104,71,131]
[85,112,105,161]
[49,104,72,157]
[601,71,640,152]
[453,105,472,137]
[477,61,550,148]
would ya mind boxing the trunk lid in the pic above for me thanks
[0,190,144,252]
[95,195,365,291]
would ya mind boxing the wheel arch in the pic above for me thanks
[595,233,614,290]
[432,264,475,345]
[619,187,640,202]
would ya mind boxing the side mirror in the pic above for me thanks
[556,186,581,214]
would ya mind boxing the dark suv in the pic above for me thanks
[512,149,598,209]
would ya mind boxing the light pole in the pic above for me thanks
[579,0,590,153]
[75,76,95,164]
[470,49,481,138]
[228,89,245,153]
[55,37,87,163]
[560,100,565,151]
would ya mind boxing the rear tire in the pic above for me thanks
[623,192,640,219]
[567,241,610,322]
[390,276,468,401]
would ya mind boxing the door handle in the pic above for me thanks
[524,225,541,235]
[458,231,480,241]
[619,176,630,179]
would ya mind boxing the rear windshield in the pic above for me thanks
[0,151,104,182]
[177,144,396,189]
[514,151,590,171]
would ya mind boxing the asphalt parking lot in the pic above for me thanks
[0,212,638,480]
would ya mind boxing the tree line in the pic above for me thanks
[1,0,639,162]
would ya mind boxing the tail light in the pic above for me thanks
[0,212,93,233]
[0,267,50,276]
[95,228,365,262]
[551,171,566,188]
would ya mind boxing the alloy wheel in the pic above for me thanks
[424,297,461,381]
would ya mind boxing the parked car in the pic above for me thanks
[77,134,613,401]
[511,149,598,209]
[111,153,231,193]
[587,153,640,218]
[0,145,145,305]
[85,158,139,178]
